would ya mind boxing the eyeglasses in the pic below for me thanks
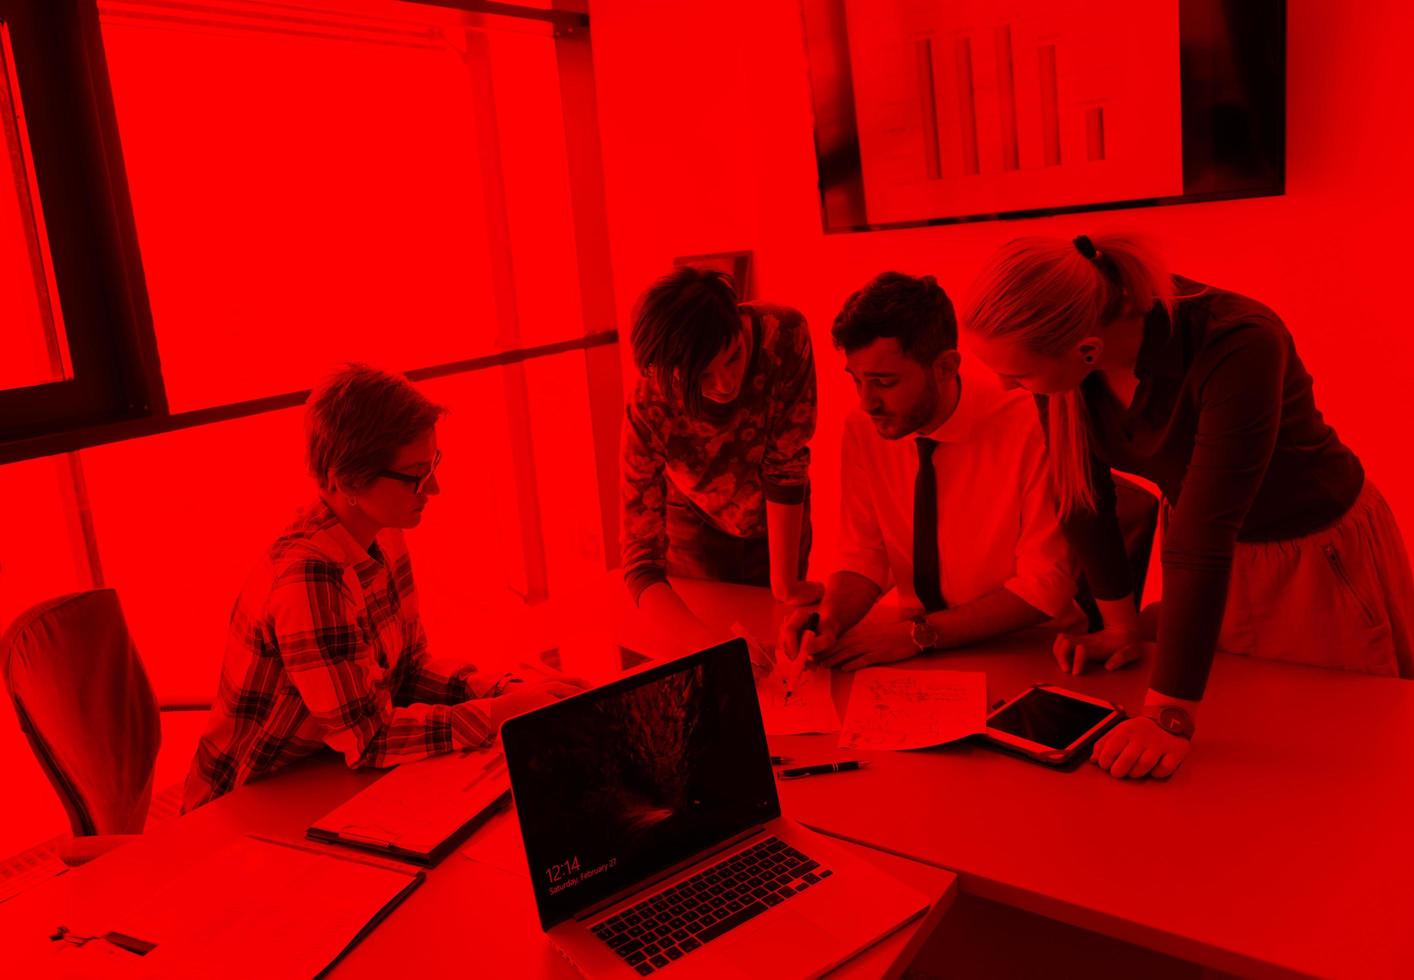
[378,448,441,495]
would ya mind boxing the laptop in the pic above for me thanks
[502,639,929,978]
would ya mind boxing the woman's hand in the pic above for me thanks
[508,662,592,691]
[1091,717,1189,779]
[773,579,826,606]
[485,680,583,729]
[1053,624,1145,676]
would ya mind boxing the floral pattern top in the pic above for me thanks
[620,303,817,602]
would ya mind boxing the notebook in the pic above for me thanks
[63,834,422,977]
[308,749,510,866]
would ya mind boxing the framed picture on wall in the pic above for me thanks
[802,0,1285,233]
[672,250,755,300]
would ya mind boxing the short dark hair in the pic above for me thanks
[306,363,445,491]
[830,272,957,363]
[630,266,740,415]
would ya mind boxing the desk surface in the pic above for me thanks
[631,579,1414,980]
[0,707,954,978]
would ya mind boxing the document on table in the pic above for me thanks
[757,665,842,735]
[69,834,422,977]
[732,621,842,735]
[839,668,987,750]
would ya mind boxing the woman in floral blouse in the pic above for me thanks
[621,268,822,650]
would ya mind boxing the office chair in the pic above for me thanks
[2,589,162,867]
[1077,474,1161,633]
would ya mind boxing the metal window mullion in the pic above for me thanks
[552,4,623,571]
[461,24,550,604]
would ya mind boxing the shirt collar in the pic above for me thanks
[918,374,975,444]
[310,498,386,579]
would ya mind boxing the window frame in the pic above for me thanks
[0,0,164,442]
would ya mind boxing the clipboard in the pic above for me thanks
[56,834,424,978]
[308,750,510,866]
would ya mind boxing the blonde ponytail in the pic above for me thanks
[1047,388,1096,513]
[963,233,1173,516]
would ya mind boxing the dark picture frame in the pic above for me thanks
[801,0,1285,234]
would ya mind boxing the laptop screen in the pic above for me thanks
[503,640,781,929]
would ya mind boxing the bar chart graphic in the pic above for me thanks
[842,0,1183,225]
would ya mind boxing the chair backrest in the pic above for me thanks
[1,590,161,836]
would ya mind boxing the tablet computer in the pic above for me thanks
[982,685,1123,767]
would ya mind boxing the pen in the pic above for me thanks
[782,612,821,702]
[769,755,793,765]
[779,761,867,779]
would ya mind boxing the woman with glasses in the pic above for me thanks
[185,364,583,810]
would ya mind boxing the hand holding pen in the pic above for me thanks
[777,610,838,701]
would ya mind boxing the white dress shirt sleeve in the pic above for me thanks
[1003,419,1082,620]
[837,417,895,594]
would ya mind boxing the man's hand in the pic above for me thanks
[813,621,917,672]
[773,579,826,606]
[1091,717,1188,779]
[1053,625,1145,676]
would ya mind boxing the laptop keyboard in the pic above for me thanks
[590,836,833,975]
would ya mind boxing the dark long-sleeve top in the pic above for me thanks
[620,303,817,603]
[1042,277,1364,700]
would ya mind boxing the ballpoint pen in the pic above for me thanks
[781,612,821,702]
[778,761,867,779]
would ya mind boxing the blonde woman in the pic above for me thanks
[963,234,1414,780]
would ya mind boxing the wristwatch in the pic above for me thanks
[1144,704,1195,741]
[910,616,942,655]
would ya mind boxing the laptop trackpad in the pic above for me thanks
[688,899,847,977]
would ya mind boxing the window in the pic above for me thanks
[0,21,71,392]
[0,1,622,673]
[0,1,161,446]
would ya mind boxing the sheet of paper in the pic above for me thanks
[730,620,842,736]
[757,665,842,736]
[839,668,987,750]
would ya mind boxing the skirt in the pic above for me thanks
[1213,481,1414,678]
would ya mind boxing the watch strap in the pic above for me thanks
[1144,704,1195,740]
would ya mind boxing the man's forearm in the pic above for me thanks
[820,571,883,635]
[927,588,1047,650]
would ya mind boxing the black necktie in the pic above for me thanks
[913,437,946,612]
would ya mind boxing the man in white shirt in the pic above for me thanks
[779,272,1081,670]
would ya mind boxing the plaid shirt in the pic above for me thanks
[184,500,503,811]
